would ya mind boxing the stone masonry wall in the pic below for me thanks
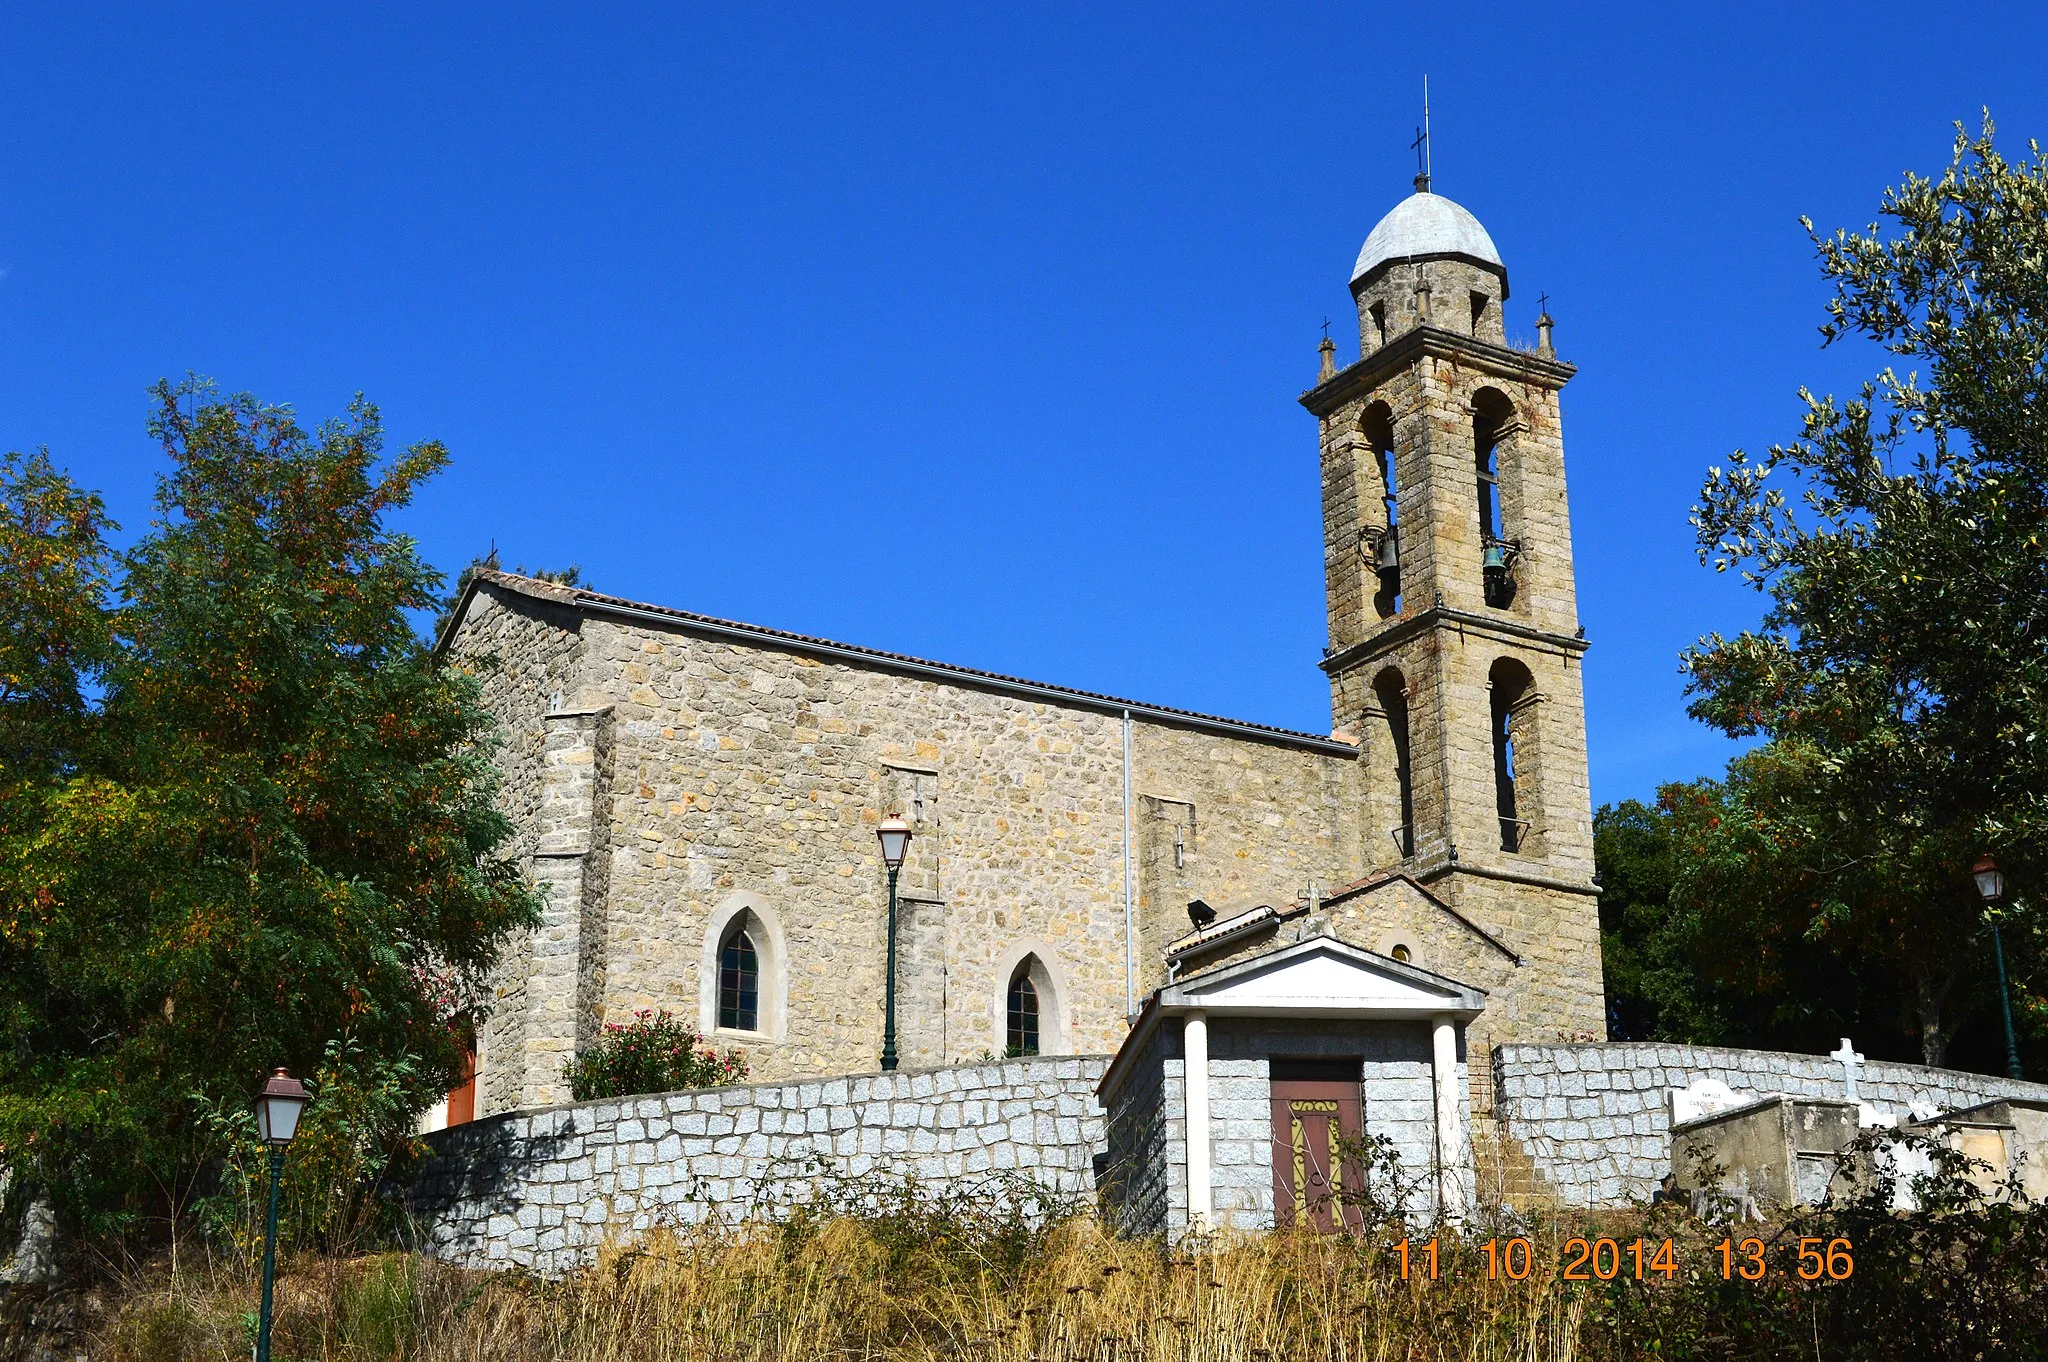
[1100,1020,1173,1236]
[451,575,1608,1124]
[1493,1042,2048,1207]
[447,588,591,1116]
[1307,325,1606,1093]
[462,589,1377,1103]
[409,1056,1110,1274]
[1100,1016,1461,1236]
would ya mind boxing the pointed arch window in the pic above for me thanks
[718,920,760,1032]
[1006,967,1041,1057]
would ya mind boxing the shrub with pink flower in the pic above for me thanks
[562,1009,748,1101]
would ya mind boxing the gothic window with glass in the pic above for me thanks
[718,920,759,1032]
[1006,967,1040,1057]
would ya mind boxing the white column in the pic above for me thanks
[1431,1014,1466,1221]
[1183,1009,1212,1231]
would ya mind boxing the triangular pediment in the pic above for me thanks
[1321,871,1521,963]
[1161,935,1484,1017]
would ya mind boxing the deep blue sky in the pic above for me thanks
[4,4,2041,807]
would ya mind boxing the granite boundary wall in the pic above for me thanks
[1100,1024,1175,1236]
[409,1056,1110,1273]
[1493,1042,2048,1207]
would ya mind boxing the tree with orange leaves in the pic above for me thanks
[0,378,536,1248]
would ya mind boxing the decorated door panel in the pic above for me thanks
[1270,1068,1365,1232]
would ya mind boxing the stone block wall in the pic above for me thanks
[409,1056,1110,1274]
[1492,1043,2048,1207]
[1205,1056,1272,1230]
[451,531,1605,1123]
[448,575,1396,1109]
[1100,1023,1175,1236]
[515,706,614,1109]
[446,587,591,1118]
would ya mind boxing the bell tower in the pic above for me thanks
[1303,176,1602,1034]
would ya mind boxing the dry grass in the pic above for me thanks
[87,1210,1620,1362]
[68,1134,2043,1360]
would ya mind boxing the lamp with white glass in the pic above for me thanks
[254,1068,309,1362]
[877,817,913,1071]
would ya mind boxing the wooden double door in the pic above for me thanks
[1269,1059,1366,1232]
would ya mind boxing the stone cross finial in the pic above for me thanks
[1830,1038,1865,1103]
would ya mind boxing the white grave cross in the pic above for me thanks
[1830,1038,1865,1104]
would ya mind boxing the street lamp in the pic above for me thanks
[877,817,913,1072]
[254,1068,308,1362]
[1973,854,2025,1081]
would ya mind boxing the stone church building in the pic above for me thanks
[438,175,1604,1157]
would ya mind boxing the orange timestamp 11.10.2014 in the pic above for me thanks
[1391,1236,1854,1281]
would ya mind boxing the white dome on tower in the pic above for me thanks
[1351,189,1503,285]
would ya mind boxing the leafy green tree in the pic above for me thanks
[1683,116,2047,1066]
[1596,798,1685,1042]
[0,379,537,1243]
[1657,763,1919,1057]
[0,449,116,781]
[1598,787,1896,1052]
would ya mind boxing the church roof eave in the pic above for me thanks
[442,569,1363,758]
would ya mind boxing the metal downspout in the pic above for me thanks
[1123,709,1136,1018]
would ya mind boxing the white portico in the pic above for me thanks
[1098,935,1485,1236]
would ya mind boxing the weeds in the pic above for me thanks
[69,1137,2048,1361]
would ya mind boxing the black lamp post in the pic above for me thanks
[877,816,913,1072]
[1973,854,2025,1081]
[253,1067,309,1362]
